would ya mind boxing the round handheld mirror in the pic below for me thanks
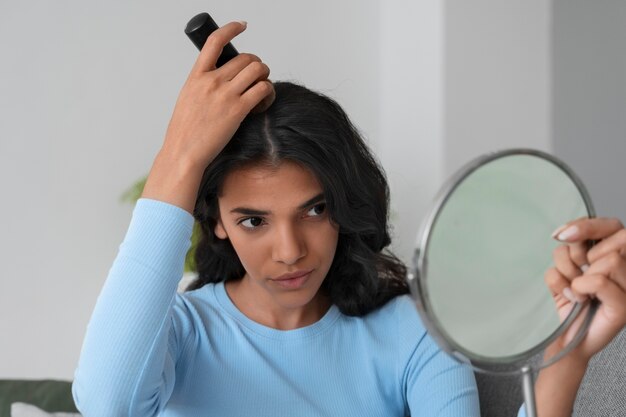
[408,149,598,417]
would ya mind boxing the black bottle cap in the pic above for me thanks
[185,12,239,67]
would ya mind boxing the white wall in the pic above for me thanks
[0,0,381,379]
[444,0,553,176]
[552,0,626,220]
[378,0,444,263]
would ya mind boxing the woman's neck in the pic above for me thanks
[224,278,331,330]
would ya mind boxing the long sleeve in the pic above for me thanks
[393,295,480,417]
[72,198,194,417]
[404,332,481,416]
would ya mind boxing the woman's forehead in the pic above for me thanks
[218,161,324,210]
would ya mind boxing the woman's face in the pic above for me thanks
[214,160,339,313]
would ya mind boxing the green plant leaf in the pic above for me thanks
[120,176,148,204]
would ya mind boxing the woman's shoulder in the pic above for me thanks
[170,283,221,328]
[173,282,220,314]
[345,295,429,349]
[363,294,425,326]
[334,295,439,378]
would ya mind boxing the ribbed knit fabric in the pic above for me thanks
[72,198,494,416]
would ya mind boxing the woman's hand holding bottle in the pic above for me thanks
[142,21,274,214]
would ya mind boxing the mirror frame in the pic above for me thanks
[407,148,598,375]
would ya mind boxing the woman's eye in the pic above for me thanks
[307,203,326,217]
[239,217,264,229]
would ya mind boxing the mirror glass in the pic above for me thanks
[420,152,591,360]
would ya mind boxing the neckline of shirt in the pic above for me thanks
[212,281,342,341]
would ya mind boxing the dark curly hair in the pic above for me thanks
[188,81,408,316]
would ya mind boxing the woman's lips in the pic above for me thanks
[271,270,313,289]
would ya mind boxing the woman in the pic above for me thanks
[73,21,626,416]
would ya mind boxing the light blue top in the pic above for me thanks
[72,198,520,416]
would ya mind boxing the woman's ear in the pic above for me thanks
[214,220,228,240]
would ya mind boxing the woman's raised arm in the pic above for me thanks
[72,21,273,417]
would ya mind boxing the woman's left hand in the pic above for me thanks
[544,217,626,361]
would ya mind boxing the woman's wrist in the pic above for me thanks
[141,149,206,215]
[545,335,595,365]
[534,349,589,417]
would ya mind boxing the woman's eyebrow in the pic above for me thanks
[229,193,325,216]
[229,207,270,216]
[298,193,325,209]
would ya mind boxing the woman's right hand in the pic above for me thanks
[544,217,626,360]
[142,21,274,214]
[534,217,626,417]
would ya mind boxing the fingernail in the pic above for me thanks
[557,225,579,242]
[562,287,578,303]
[238,20,248,27]
[580,264,589,273]
[551,224,568,239]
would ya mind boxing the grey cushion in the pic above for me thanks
[10,402,80,417]
[573,328,626,416]
[476,328,626,417]
[476,371,523,417]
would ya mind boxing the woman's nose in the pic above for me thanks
[272,224,307,265]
